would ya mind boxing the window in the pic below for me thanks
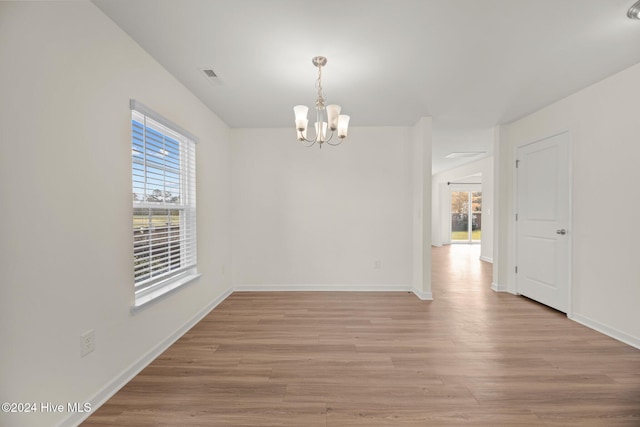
[130,100,198,309]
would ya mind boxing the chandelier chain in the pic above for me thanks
[315,63,325,109]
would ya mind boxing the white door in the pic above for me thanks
[516,132,570,313]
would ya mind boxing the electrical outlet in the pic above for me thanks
[80,330,95,357]
[374,260,381,269]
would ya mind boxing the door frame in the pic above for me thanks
[512,130,573,316]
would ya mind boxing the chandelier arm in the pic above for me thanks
[298,133,319,144]
[300,139,317,148]
[324,129,335,143]
[298,121,320,144]
[325,133,344,146]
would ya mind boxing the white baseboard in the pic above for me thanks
[491,282,508,292]
[479,256,493,263]
[569,312,640,350]
[411,288,433,300]
[233,284,413,292]
[61,287,234,427]
[235,283,432,301]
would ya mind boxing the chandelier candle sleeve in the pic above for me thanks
[294,105,309,131]
[629,0,640,18]
[315,121,327,142]
[293,56,350,147]
[338,115,350,138]
[326,104,341,130]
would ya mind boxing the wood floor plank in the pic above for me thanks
[325,406,546,426]
[82,245,640,426]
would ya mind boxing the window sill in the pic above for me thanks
[131,272,201,313]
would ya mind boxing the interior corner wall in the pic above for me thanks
[0,3,232,427]
[492,126,510,292]
[230,127,414,289]
[497,62,640,348]
[431,156,494,262]
[411,117,433,299]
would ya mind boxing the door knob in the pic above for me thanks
[556,229,567,235]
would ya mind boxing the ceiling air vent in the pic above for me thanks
[200,67,223,87]
[202,68,217,78]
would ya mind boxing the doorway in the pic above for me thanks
[450,190,482,243]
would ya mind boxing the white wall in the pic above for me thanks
[431,156,494,263]
[496,62,640,348]
[231,127,415,289]
[0,3,231,427]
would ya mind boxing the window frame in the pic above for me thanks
[130,99,199,310]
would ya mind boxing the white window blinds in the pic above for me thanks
[130,100,197,307]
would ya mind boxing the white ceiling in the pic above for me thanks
[93,0,640,174]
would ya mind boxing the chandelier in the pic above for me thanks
[293,56,350,147]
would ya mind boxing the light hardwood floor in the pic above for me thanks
[83,245,640,426]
